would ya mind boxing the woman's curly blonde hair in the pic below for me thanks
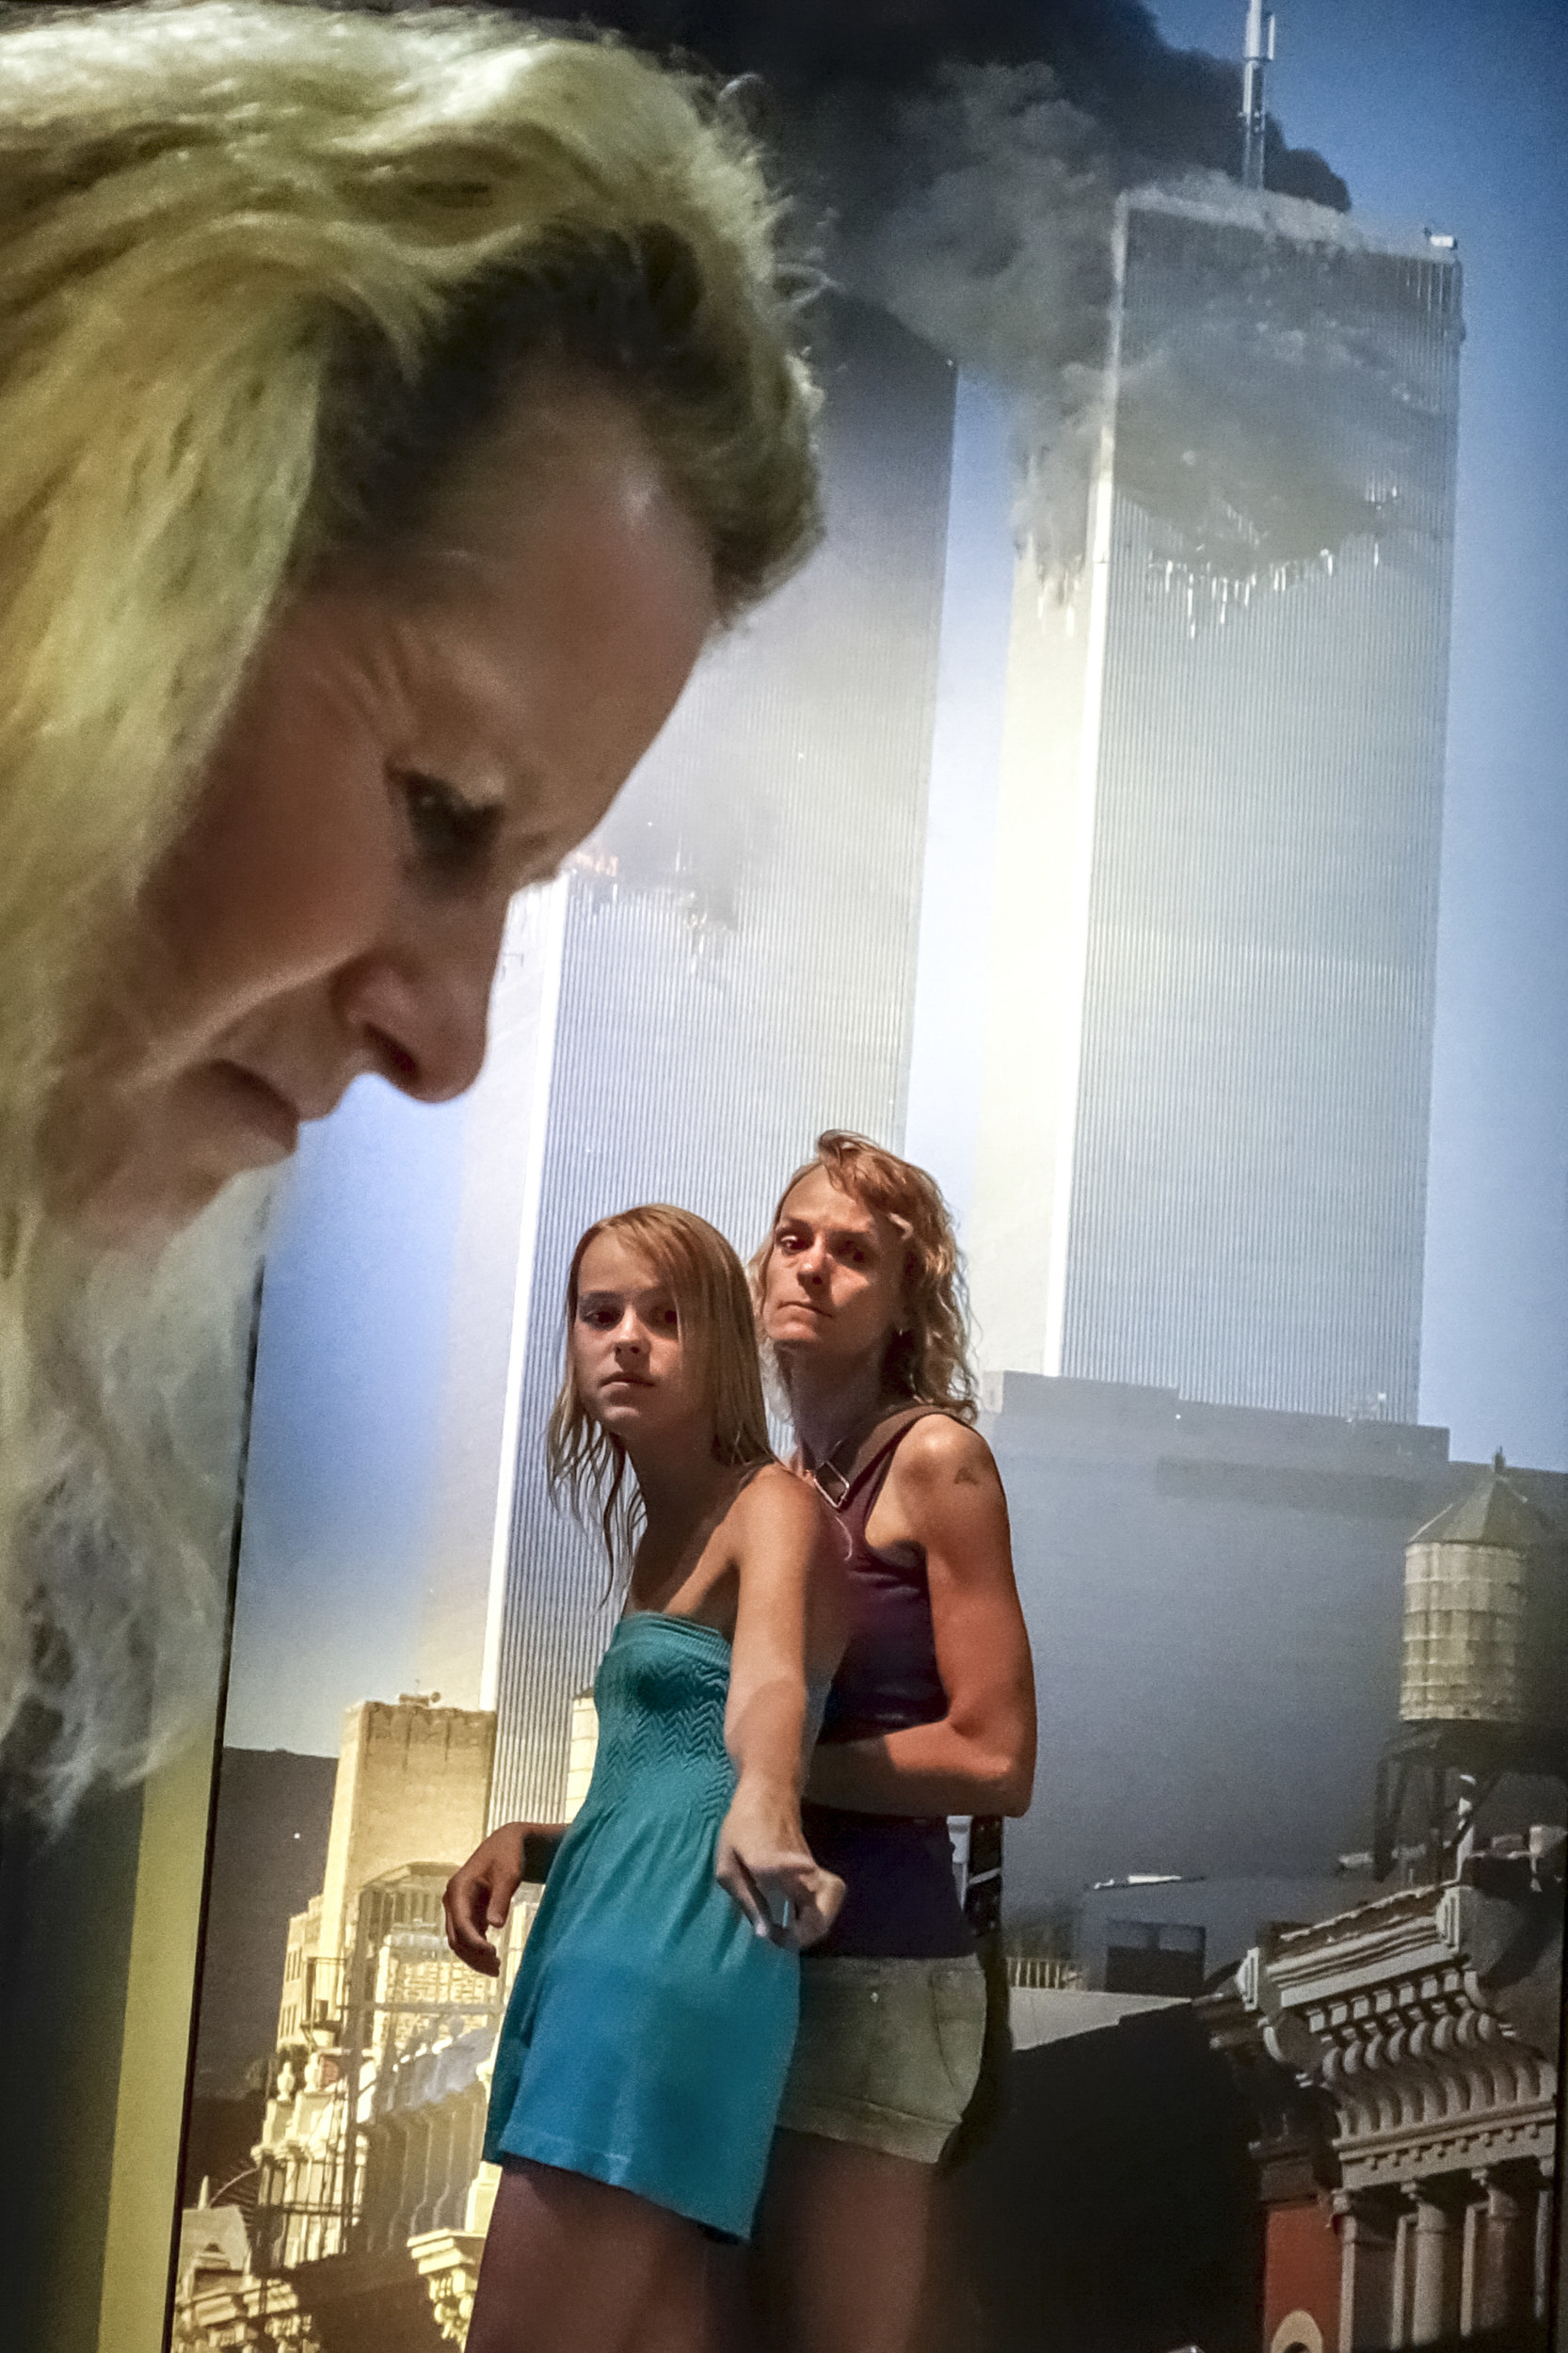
[0,0,821,1815]
[547,1205,774,1568]
[753,1131,979,1423]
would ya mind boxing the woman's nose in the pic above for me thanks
[335,900,504,1104]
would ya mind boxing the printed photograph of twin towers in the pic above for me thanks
[409,184,1463,1827]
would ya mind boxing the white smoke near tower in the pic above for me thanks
[788,62,1120,582]
[780,39,1438,590]
[568,0,1361,580]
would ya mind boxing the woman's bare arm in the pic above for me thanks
[805,1419,1036,1818]
[716,1465,848,1948]
[442,1819,568,1976]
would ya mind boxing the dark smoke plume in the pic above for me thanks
[549,1,1358,581]
[546,7,1399,930]
[554,0,1350,209]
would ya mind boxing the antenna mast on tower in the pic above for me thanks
[1240,0,1276,190]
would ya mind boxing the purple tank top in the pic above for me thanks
[803,1412,974,1961]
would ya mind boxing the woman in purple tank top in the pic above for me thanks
[743,1132,1037,2353]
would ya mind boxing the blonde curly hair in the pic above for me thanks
[0,0,820,1814]
[547,1204,774,1567]
[753,1132,979,1423]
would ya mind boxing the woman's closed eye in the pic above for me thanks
[394,768,504,885]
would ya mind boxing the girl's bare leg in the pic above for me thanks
[747,2129,937,2353]
[467,2158,712,2353]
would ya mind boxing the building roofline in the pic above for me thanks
[1122,172,1461,267]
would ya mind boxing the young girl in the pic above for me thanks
[448,1205,846,2353]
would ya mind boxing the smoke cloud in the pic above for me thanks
[552,4,1414,931]
[554,0,1347,210]
[558,1,1358,579]
[786,61,1122,579]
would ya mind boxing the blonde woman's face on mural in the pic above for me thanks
[762,1166,906,1370]
[57,392,715,1241]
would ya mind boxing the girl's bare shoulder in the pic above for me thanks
[728,1458,831,1545]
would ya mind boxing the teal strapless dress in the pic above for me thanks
[483,1611,802,2241]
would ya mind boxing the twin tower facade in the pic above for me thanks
[415,186,1464,1820]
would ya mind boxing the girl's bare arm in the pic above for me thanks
[716,1465,847,1948]
[442,1819,568,1976]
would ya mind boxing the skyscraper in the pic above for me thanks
[968,184,1463,1420]
[480,299,958,1819]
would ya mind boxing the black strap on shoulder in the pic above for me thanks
[844,1404,953,1508]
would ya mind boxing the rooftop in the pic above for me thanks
[1409,1461,1564,1551]
[1128,172,1462,266]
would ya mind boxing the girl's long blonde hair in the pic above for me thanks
[0,0,820,1815]
[548,1206,773,1567]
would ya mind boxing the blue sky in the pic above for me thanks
[1147,3,1568,1465]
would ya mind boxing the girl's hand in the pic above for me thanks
[715,1787,845,1952]
[443,1821,564,1976]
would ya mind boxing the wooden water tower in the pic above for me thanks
[1372,1454,1568,1876]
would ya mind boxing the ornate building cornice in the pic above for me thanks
[1230,1877,1559,2192]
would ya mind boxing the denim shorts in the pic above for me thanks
[776,1953,987,2165]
